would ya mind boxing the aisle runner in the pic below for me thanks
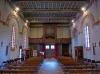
[38,58,64,74]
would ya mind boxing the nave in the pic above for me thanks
[1,0,100,74]
[1,57,100,74]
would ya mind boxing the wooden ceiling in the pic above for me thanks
[8,0,91,26]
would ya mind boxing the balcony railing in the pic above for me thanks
[29,38,71,44]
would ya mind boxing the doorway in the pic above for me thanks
[75,46,83,61]
[62,43,69,56]
[45,44,55,58]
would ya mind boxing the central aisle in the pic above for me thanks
[38,58,64,74]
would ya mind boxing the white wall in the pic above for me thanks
[0,0,28,64]
[72,0,100,61]
[22,26,29,49]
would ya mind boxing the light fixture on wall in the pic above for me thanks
[15,7,20,12]
[12,7,20,16]
[12,7,20,17]
[71,19,74,23]
[26,20,29,23]
[81,6,88,16]
[81,7,86,12]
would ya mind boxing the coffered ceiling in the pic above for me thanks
[8,0,92,26]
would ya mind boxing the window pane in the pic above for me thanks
[51,45,55,49]
[45,45,49,49]
[84,25,90,48]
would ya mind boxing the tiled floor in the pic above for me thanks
[38,58,64,74]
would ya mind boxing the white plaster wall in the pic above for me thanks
[22,26,29,49]
[0,0,28,65]
[0,26,10,63]
[92,24,100,61]
[71,0,100,61]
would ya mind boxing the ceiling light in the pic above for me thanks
[15,7,20,12]
[81,7,86,12]
[71,19,74,23]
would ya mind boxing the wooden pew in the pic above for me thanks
[62,65,95,69]
[64,69,100,74]
[22,57,43,66]
[58,56,80,66]
[7,65,39,70]
[1,58,23,69]
[0,69,37,74]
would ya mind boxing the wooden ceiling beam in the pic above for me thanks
[22,8,80,13]
[27,16,74,24]
[26,16,75,19]
[30,19,71,23]
[29,22,72,28]
[11,0,88,1]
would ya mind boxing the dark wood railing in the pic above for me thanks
[29,38,71,44]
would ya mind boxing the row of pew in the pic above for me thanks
[1,56,100,74]
[0,57,43,74]
[83,58,100,66]
[0,58,24,68]
[59,56,100,74]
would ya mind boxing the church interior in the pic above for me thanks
[0,0,100,74]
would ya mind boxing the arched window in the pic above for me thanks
[83,25,90,48]
[11,25,16,50]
